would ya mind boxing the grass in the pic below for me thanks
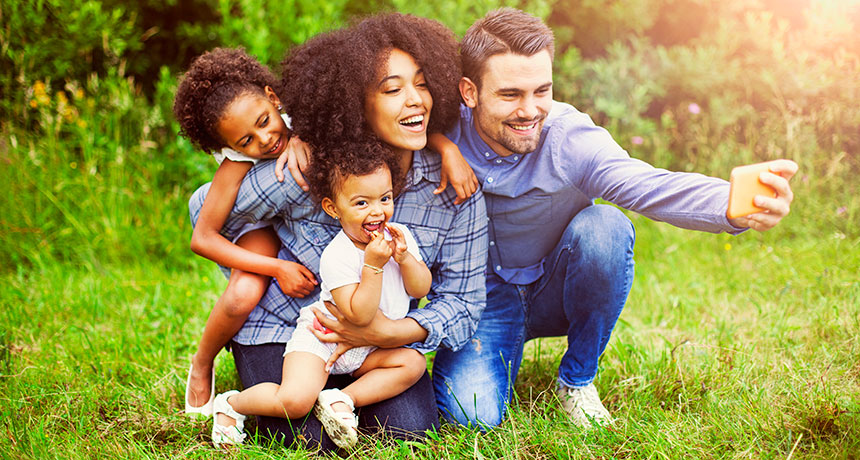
[1,212,857,459]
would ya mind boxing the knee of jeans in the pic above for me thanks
[434,368,507,429]
[566,205,634,262]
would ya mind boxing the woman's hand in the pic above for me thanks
[727,159,798,232]
[309,306,391,371]
[275,134,312,191]
[274,260,317,297]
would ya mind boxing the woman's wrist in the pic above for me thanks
[372,316,427,348]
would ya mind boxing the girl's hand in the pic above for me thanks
[727,159,798,232]
[274,260,317,297]
[275,134,311,191]
[385,223,409,264]
[363,230,392,268]
[434,145,479,205]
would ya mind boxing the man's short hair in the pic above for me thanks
[461,8,555,87]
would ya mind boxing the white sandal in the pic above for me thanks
[313,388,358,449]
[184,362,215,417]
[211,390,247,448]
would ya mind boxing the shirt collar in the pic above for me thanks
[403,150,436,189]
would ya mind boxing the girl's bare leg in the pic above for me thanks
[187,227,280,407]
[334,348,427,413]
[218,351,328,427]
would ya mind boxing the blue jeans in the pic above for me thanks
[231,341,439,452]
[432,205,635,428]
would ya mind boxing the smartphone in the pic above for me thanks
[727,161,779,219]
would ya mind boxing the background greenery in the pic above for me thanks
[1,0,858,458]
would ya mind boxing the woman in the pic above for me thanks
[189,13,488,451]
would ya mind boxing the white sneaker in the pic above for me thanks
[556,382,613,428]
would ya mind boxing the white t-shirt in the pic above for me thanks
[212,113,292,165]
[319,222,423,320]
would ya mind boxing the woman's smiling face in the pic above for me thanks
[364,48,433,156]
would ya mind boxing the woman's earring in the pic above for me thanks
[277,104,283,112]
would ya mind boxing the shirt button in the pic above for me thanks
[487,177,494,183]
[513,156,519,161]
[495,265,502,271]
[484,152,490,157]
[495,159,502,164]
[489,241,495,246]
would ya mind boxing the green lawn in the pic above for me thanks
[1,216,858,459]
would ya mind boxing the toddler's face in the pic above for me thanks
[324,166,394,249]
[216,87,289,159]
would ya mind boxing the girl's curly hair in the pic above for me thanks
[305,138,403,204]
[173,47,279,154]
[280,13,461,153]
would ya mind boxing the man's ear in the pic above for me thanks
[459,77,478,108]
[321,197,339,220]
[264,85,282,109]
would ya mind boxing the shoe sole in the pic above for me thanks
[313,402,357,449]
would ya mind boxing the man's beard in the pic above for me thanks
[494,115,545,155]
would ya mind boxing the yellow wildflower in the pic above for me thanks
[724,243,732,251]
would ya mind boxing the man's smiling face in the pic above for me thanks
[465,50,553,157]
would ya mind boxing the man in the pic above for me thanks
[431,8,797,429]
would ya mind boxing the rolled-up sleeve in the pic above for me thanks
[406,190,488,354]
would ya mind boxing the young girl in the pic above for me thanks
[210,140,430,450]
[173,48,317,417]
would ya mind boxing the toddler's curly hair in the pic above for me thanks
[280,13,461,154]
[173,48,279,154]
[305,138,403,204]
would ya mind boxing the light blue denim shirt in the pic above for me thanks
[189,149,488,353]
[447,102,743,289]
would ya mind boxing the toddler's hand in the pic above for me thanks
[385,223,409,264]
[275,260,317,297]
[364,230,392,268]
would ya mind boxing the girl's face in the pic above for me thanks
[216,86,289,159]
[322,166,394,249]
[364,49,433,156]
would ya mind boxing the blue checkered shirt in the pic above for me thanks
[189,149,488,353]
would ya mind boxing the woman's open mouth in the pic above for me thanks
[399,114,426,132]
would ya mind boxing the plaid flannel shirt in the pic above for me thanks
[189,149,488,354]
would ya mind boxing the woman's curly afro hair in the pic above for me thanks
[173,47,279,154]
[280,13,461,153]
[305,138,403,204]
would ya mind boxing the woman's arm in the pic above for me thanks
[190,159,317,297]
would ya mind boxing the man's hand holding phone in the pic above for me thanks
[727,159,798,232]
